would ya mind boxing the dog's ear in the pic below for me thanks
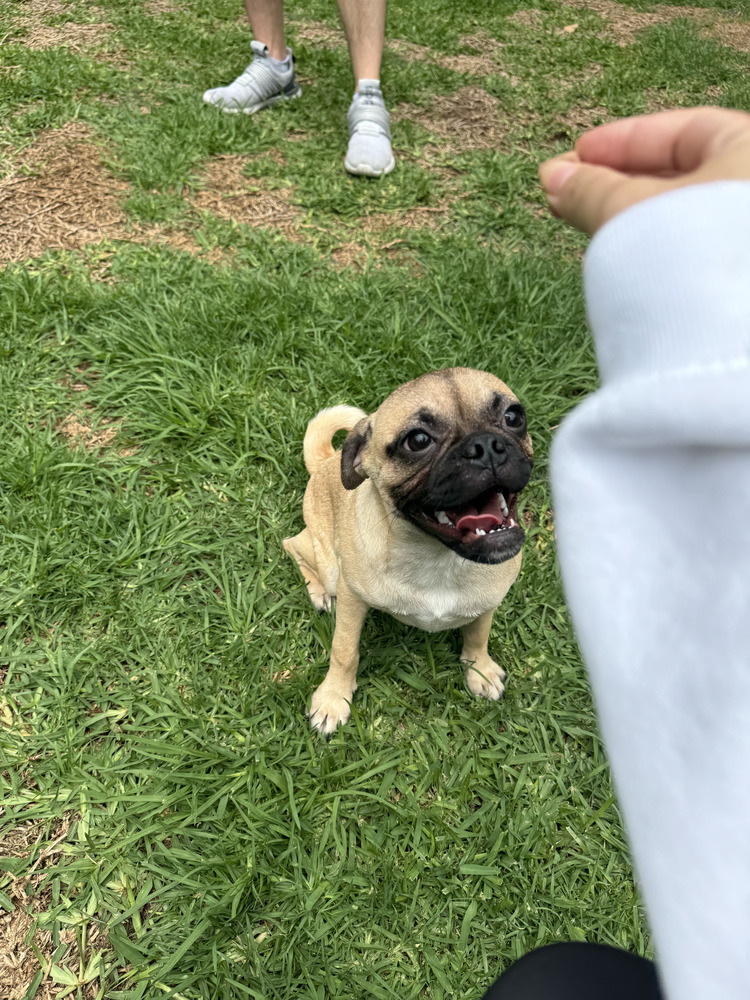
[340,417,372,490]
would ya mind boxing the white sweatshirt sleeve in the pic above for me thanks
[550,181,750,1000]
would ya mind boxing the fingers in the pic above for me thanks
[539,154,674,234]
[539,106,750,235]
[575,107,750,176]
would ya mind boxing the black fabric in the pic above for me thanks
[481,943,665,1000]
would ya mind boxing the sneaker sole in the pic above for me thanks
[203,85,302,115]
[344,155,395,177]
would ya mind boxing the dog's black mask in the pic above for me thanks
[395,429,533,564]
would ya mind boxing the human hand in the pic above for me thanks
[539,106,750,236]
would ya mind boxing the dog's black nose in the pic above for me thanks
[461,432,508,466]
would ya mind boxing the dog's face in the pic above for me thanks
[341,368,533,564]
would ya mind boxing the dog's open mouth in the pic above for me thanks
[413,487,521,548]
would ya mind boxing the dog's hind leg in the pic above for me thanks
[283,529,334,612]
[461,610,506,700]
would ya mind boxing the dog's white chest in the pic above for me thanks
[390,588,481,631]
[361,540,520,632]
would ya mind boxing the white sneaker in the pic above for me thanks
[203,40,301,114]
[345,80,395,177]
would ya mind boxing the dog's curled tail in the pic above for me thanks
[303,405,367,475]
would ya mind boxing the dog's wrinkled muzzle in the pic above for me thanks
[404,431,532,564]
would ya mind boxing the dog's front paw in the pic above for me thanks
[463,655,506,701]
[309,680,356,735]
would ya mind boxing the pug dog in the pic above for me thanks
[283,368,533,734]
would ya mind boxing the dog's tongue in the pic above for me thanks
[452,492,503,533]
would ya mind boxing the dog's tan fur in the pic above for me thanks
[283,368,532,734]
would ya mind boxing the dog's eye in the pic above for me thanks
[504,406,525,431]
[403,430,433,452]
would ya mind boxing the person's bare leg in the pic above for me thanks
[244,0,286,61]
[337,0,394,176]
[203,0,300,114]
[335,0,386,90]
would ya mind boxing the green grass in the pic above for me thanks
[1,0,749,997]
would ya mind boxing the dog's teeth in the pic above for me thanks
[498,492,509,517]
[435,510,451,525]
[476,529,486,536]
[509,518,516,528]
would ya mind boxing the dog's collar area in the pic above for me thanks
[415,488,520,544]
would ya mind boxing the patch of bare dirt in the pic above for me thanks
[563,0,694,45]
[360,205,450,234]
[0,124,250,265]
[709,17,750,53]
[56,364,130,451]
[318,195,454,272]
[640,82,720,112]
[326,202,454,271]
[55,369,136,454]
[289,19,345,48]
[390,38,505,77]
[138,225,231,262]
[391,205,451,230]
[144,0,181,14]
[0,122,132,262]
[391,86,511,152]
[380,244,423,275]
[258,148,287,166]
[192,155,301,238]
[56,406,134,453]
[0,816,105,1000]
[552,104,613,139]
[459,29,504,52]
[290,21,515,77]
[330,241,370,271]
[556,0,749,50]
[508,9,544,29]
[12,0,124,62]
